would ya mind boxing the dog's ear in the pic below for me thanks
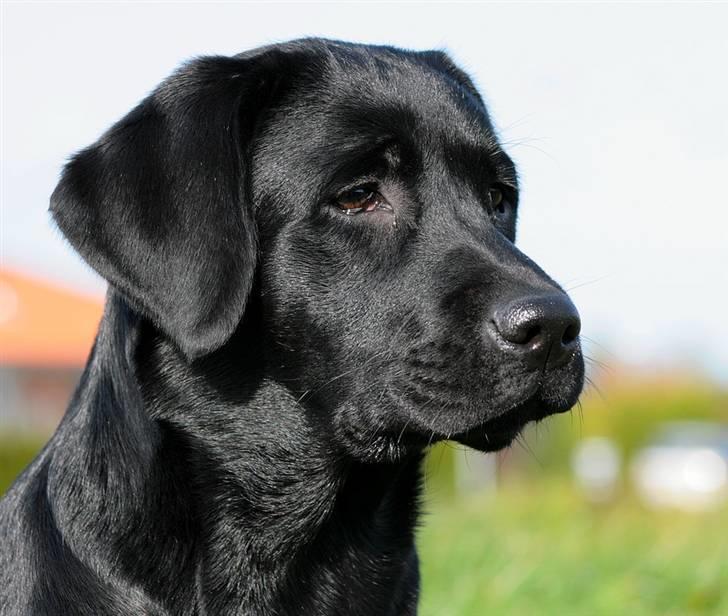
[51,53,289,359]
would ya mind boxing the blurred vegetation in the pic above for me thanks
[527,372,728,475]
[0,433,45,494]
[417,372,728,614]
[418,479,728,615]
[421,371,728,494]
[1,371,727,613]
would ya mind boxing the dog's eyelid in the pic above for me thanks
[334,177,380,196]
[332,182,395,217]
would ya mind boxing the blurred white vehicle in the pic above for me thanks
[571,437,621,502]
[631,422,728,511]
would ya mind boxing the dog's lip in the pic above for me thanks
[450,413,528,447]
[392,400,535,451]
[452,426,522,452]
[378,368,582,452]
[451,379,584,451]
[446,389,556,448]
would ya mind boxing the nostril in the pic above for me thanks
[490,315,542,346]
[523,325,541,346]
[562,322,580,346]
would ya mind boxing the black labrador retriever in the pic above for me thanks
[0,39,584,615]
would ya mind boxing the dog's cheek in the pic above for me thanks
[256,239,359,397]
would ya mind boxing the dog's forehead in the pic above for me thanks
[314,44,496,145]
[256,43,513,188]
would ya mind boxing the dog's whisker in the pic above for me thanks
[297,348,393,404]
[515,433,543,468]
[576,399,585,437]
[396,417,413,448]
[300,311,423,405]
[563,274,609,293]
[580,335,617,360]
[584,374,606,402]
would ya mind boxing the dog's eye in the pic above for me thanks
[489,188,506,215]
[336,187,392,215]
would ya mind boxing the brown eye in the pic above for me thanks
[336,187,391,215]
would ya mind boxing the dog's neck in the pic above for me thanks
[47,294,422,614]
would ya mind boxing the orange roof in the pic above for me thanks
[0,268,104,367]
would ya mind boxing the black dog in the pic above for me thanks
[0,39,583,615]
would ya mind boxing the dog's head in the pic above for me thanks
[51,39,584,461]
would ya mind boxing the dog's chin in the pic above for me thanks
[450,372,585,452]
[339,359,584,462]
[441,397,534,453]
[339,411,525,463]
[452,427,522,452]
[339,395,576,463]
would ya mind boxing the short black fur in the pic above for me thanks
[0,39,584,615]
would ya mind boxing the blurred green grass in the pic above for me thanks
[1,373,727,613]
[417,478,728,616]
[415,374,728,615]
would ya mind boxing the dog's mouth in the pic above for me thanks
[448,369,584,452]
[358,401,538,458]
[448,395,549,452]
[339,353,584,462]
[452,426,523,452]
[347,389,572,461]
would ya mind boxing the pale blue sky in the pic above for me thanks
[2,2,727,380]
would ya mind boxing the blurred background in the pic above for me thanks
[1,2,726,614]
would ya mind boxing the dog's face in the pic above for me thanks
[252,45,584,459]
[51,40,583,462]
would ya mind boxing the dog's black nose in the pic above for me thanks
[490,294,581,369]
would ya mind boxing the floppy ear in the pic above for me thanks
[51,55,280,359]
